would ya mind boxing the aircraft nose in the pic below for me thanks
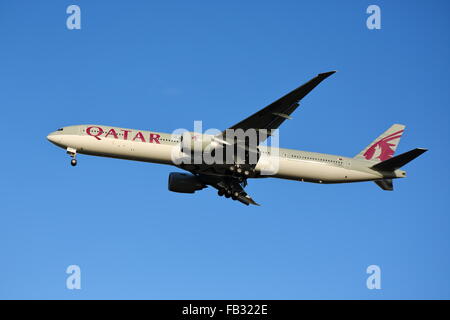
[47,132,61,144]
[47,133,55,142]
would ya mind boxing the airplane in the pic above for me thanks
[47,71,427,206]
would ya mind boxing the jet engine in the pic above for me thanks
[168,172,207,193]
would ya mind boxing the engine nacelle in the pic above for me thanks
[168,172,206,193]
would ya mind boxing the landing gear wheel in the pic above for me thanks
[218,189,225,197]
[67,147,78,167]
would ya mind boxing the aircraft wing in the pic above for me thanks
[224,71,336,135]
[180,71,337,206]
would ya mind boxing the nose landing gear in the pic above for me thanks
[66,147,77,167]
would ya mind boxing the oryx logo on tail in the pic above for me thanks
[363,129,404,161]
[354,124,406,163]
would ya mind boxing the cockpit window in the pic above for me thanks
[57,128,64,131]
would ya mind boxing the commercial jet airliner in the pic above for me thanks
[47,71,427,205]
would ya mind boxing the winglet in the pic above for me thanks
[318,70,337,78]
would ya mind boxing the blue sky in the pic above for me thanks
[0,0,449,299]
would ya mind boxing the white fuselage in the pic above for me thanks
[47,125,403,184]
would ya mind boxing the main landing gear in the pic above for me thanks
[67,147,77,167]
[229,164,252,177]
[217,179,247,201]
[217,188,245,201]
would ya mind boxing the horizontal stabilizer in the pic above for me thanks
[372,148,427,171]
[374,179,393,191]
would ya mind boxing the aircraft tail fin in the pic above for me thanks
[372,148,428,171]
[354,124,405,163]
